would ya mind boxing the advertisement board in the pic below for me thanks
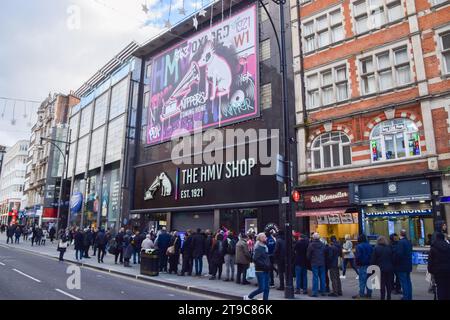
[147,5,259,145]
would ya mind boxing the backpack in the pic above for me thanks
[226,238,236,255]
[108,239,118,254]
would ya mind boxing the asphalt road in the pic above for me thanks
[0,244,216,300]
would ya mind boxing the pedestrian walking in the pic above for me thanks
[192,228,206,276]
[209,233,225,280]
[274,230,286,291]
[6,225,14,244]
[244,233,271,301]
[57,231,69,262]
[204,229,213,276]
[353,234,373,299]
[123,230,134,267]
[327,236,342,297]
[49,225,56,244]
[307,232,326,297]
[294,234,309,295]
[31,225,37,246]
[371,235,394,300]
[168,230,181,274]
[0,224,5,234]
[390,233,402,294]
[83,228,92,258]
[23,226,29,242]
[341,234,359,279]
[155,226,171,272]
[74,228,84,261]
[235,233,251,285]
[428,232,450,300]
[266,230,277,287]
[223,231,237,282]
[95,228,108,263]
[114,228,125,264]
[395,229,413,300]
[14,226,21,244]
[91,227,98,256]
[179,229,193,276]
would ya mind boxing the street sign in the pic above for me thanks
[281,196,290,204]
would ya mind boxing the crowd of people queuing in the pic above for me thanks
[2,222,449,300]
[0,223,56,245]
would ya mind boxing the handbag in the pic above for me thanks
[246,263,256,281]
[166,238,177,256]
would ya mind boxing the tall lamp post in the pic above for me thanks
[39,132,70,235]
[258,0,295,299]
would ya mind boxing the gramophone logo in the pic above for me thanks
[144,172,173,200]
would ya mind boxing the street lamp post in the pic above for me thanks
[258,0,295,299]
[40,132,70,235]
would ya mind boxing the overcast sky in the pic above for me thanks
[0,0,209,147]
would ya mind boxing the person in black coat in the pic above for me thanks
[273,230,286,291]
[114,228,125,264]
[155,227,171,272]
[294,234,309,294]
[123,230,134,267]
[168,230,181,274]
[428,232,450,300]
[204,229,214,275]
[95,229,108,263]
[6,225,15,244]
[191,228,206,276]
[49,226,56,243]
[180,229,193,276]
[389,233,402,294]
[14,226,21,244]
[371,235,394,300]
[83,228,92,258]
[74,228,84,261]
[209,233,225,280]
[395,230,413,300]
[327,236,342,297]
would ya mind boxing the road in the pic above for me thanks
[0,244,217,300]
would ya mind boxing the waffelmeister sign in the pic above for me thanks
[303,188,350,209]
[146,5,259,145]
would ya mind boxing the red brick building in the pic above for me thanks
[290,0,450,245]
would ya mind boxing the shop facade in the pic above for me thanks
[296,187,359,241]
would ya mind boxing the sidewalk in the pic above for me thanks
[0,233,433,300]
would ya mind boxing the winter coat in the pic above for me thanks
[6,226,14,237]
[307,239,326,267]
[253,242,271,272]
[235,239,251,265]
[123,233,134,259]
[181,235,193,257]
[428,239,450,276]
[370,243,394,272]
[155,232,171,254]
[115,231,125,248]
[355,242,373,267]
[204,235,213,258]
[191,232,206,258]
[168,235,181,255]
[274,237,286,267]
[326,241,341,269]
[394,237,413,273]
[131,234,143,251]
[14,228,21,237]
[83,231,91,247]
[141,238,155,250]
[74,232,84,250]
[294,238,309,267]
[223,237,237,256]
[266,235,276,256]
[210,239,225,265]
[49,227,56,238]
[95,231,108,249]
[342,240,355,259]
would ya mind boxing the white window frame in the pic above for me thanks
[369,118,421,163]
[311,131,352,170]
[357,41,413,96]
[352,0,405,35]
[305,60,350,109]
[429,0,449,7]
[302,5,345,53]
[437,27,450,75]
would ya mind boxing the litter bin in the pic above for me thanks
[140,249,159,276]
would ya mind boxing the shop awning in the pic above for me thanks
[296,208,347,217]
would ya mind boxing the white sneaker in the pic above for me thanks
[355,276,359,280]
[340,275,346,279]
[243,295,250,300]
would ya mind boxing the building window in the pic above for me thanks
[302,8,344,53]
[93,93,108,129]
[306,64,349,109]
[259,4,269,22]
[109,78,128,120]
[260,39,271,61]
[311,131,352,170]
[145,63,152,79]
[353,0,404,34]
[260,83,272,109]
[359,45,411,95]
[78,104,92,137]
[89,126,105,170]
[370,118,420,162]
[430,0,447,6]
[439,31,450,75]
[106,115,125,165]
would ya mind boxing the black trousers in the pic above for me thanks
[97,246,106,262]
[84,246,90,257]
[269,256,276,285]
[329,267,342,294]
[278,263,285,289]
[435,274,450,300]
[58,248,66,261]
[6,236,13,244]
[380,271,393,300]
[181,255,193,275]
[159,253,168,272]
[236,263,249,284]
[115,248,123,263]
[393,272,402,292]
[169,254,179,273]
[210,262,223,279]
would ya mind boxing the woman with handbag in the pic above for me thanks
[57,231,69,262]
[341,234,359,279]
[168,231,181,274]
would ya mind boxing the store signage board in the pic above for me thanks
[363,208,432,217]
[146,5,259,145]
[440,196,450,203]
[303,188,350,209]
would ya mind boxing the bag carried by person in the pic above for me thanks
[246,263,256,281]
[108,239,118,254]
[166,238,177,256]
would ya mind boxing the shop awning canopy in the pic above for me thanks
[296,208,348,217]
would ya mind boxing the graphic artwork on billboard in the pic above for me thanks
[147,5,259,145]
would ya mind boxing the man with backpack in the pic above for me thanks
[223,231,237,282]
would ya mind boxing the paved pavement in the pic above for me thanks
[0,233,434,300]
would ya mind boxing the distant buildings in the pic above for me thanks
[0,140,28,225]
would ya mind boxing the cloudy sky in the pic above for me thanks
[0,0,209,147]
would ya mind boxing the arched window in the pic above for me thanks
[311,131,351,170]
[370,118,420,162]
